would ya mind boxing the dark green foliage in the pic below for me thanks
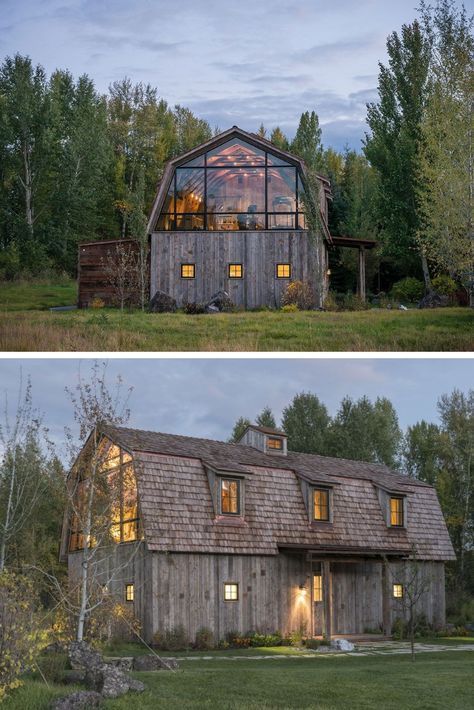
[228,417,252,443]
[431,275,458,298]
[282,393,330,454]
[152,625,189,651]
[193,627,214,650]
[256,407,277,429]
[291,111,323,172]
[183,302,206,314]
[35,654,69,684]
[391,277,425,303]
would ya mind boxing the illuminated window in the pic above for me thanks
[181,263,195,279]
[393,583,403,599]
[228,263,243,278]
[313,574,323,602]
[390,497,404,527]
[125,584,134,602]
[267,437,283,450]
[313,488,330,522]
[276,263,291,278]
[220,478,240,515]
[224,583,239,601]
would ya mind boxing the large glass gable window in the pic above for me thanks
[156,137,306,231]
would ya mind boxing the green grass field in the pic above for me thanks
[3,651,474,710]
[0,281,472,351]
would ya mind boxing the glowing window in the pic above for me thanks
[224,583,239,601]
[313,574,323,602]
[393,583,403,599]
[229,264,243,278]
[125,584,134,602]
[181,264,195,279]
[276,263,291,278]
[267,437,283,450]
[220,479,240,515]
[390,497,404,527]
[313,489,330,522]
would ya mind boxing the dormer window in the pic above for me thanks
[267,437,283,451]
[220,478,241,515]
[390,496,404,527]
[313,488,330,522]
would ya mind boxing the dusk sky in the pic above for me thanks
[0,358,472,461]
[3,0,472,150]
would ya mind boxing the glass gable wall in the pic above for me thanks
[156,138,307,231]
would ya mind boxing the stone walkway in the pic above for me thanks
[164,641,474,661]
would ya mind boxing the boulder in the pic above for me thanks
[103,656,133,672]
[51,690,103,710]
[331,638,355,652]
[68,642,103,672]
[98,665,134,699]
[148,290,177,313]
[205,304,220,314]
[205,290,234,312]
[62,671,86,686]
[418,291,449,309]
[132,654,179,671]
[129,678,146,693]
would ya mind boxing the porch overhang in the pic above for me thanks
[329,235,377,302]
[278,543,408,559]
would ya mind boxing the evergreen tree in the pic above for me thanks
[256,407,276,429]
[257,123,267,139]
[270,127,289,151]
[281,392,330,454]
[228,417,251,443]
[403,420,442,484]
[364,21,432,286]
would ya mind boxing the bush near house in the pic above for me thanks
[281,281,315,310]
[390,277,425,303]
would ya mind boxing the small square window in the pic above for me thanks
[125,584,134,602]
[313,574,323,602]
[393,583,403,599]
[224,583,239,601]
[220,478,241,515]
[390,497,404,527]
[276,263,291,278]
[229,263,243,278]
[181,263,195,279]
[313,488,330,522]
[267,437,283,450]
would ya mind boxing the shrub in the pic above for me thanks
[194,627,214,650]
[340,293,369,311]
[304,638,320,649]
[323,292,339,311]
[183,301,206,314]
[281,303,299,313]
[391,617,407,640]
[281,281,315,310]
[431,275,457,299]
[0,572,42,701]
[153,625,189,651]
[90,297,105,309]
[0,245,21,280]
[390,277,424,303]
[36,653,69,684]
[249,632,282,647]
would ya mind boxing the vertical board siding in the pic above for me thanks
[150,231,322,308]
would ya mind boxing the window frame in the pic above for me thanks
[181,263,196,279]
[313,574,323,602]
[125,584,134,602]
[219,477,241,516]
[266,436,283,451]
[223,582,239,601]
[389,496,405,527]
[392,583,404,599]
[312,487,331,523]
[276,263,291,279]
[228,263,243,279]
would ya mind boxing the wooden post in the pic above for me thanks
[382,559,391,637]
[322,560,332,640]
[358,246,366,302]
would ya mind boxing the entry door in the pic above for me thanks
[313,568,324,636]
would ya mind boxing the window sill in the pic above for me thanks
[213,515,248,527]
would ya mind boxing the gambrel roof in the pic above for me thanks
[146,125,332,238]
[100,425,455,562]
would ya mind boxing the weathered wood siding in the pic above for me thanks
[150,230,326,309]
[387,560,446,629]
[148,552,310,643]
[331,561,383,634]
[77,240,145,308]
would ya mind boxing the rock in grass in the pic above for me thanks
[418,292,449,309]
[148,290,177,313]
[132,654,179,671]
[51,690,104,709]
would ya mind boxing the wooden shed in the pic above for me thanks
[61,423,455,643]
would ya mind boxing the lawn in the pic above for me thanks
[3,651,474,710]
[0,281,472,351]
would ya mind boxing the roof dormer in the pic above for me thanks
[237,424,287,456]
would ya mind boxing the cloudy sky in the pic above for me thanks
[0,358,471,461]
[3,0,466,150]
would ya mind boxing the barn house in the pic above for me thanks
[78,126,375,309]
[61,423,454,643]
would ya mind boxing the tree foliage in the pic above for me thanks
[281,393,330,454]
